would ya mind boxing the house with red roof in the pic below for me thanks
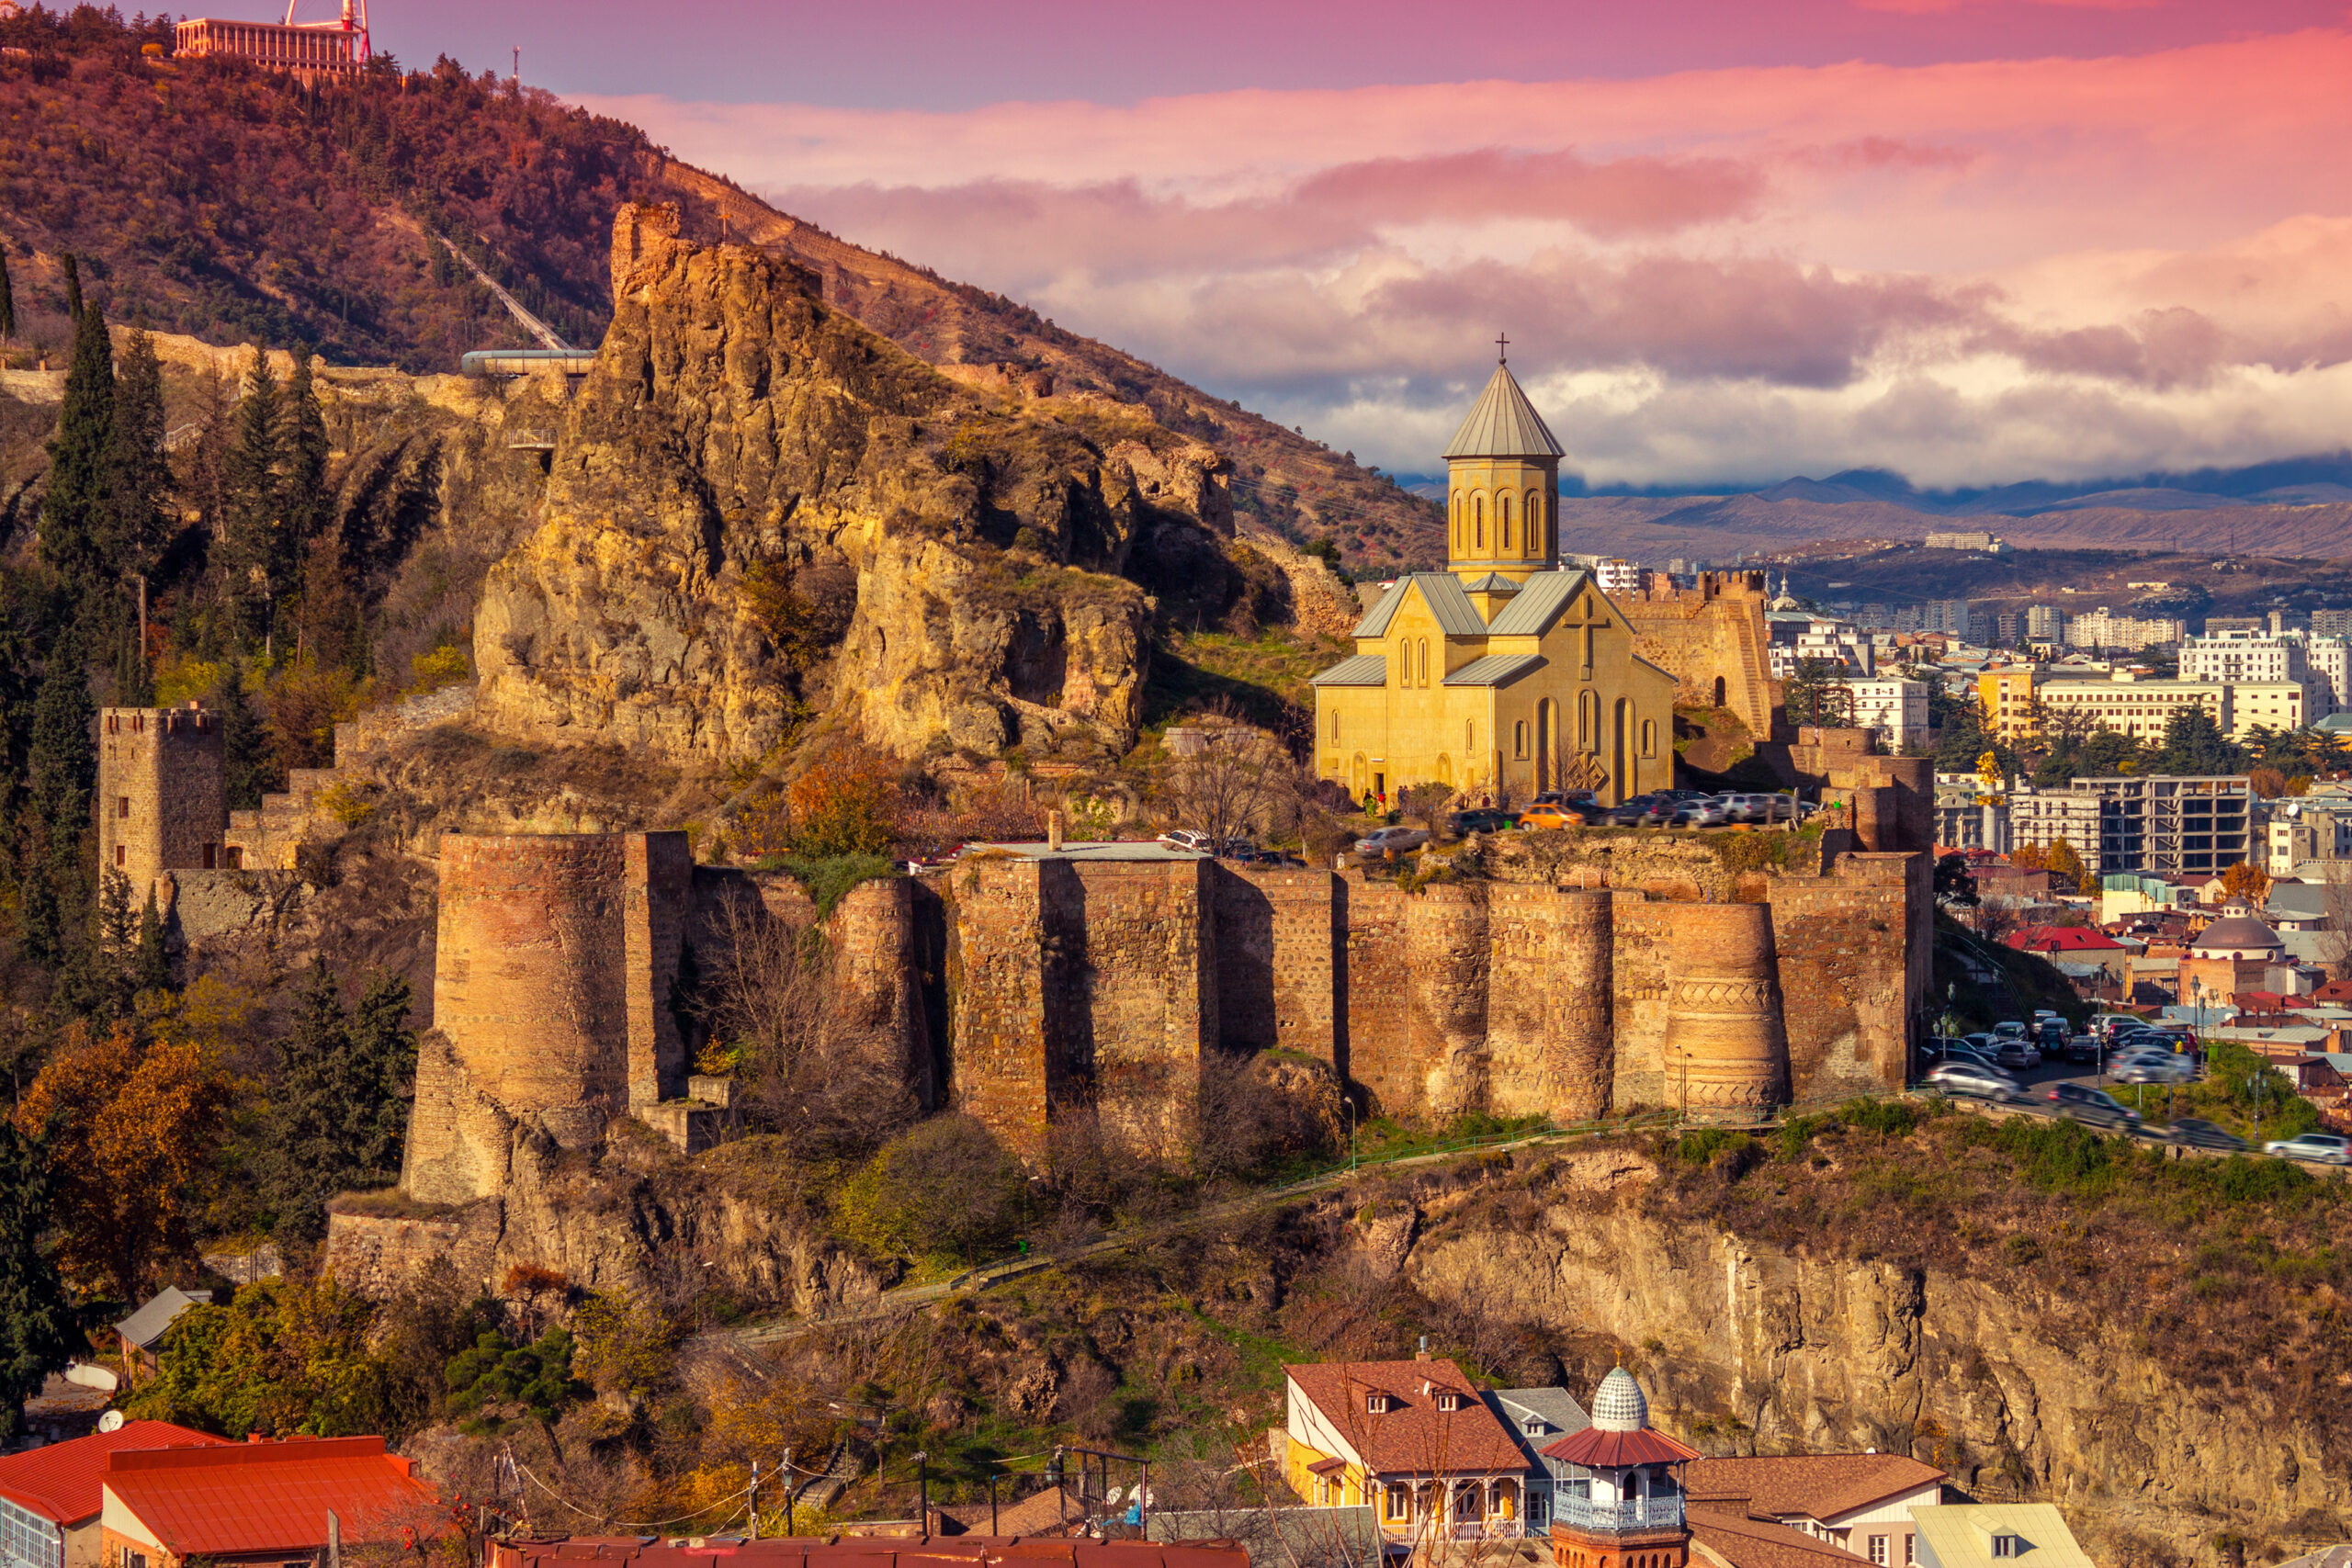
[1683,1453,1947,1568]
[0,1423,224,1568]
[96,1436,435,1568]
[2004,926,2127,986]
[1281,1354,1542,1542]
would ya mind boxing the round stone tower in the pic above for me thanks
[1660,902,1791,1114]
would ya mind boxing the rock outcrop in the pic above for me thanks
[474,205,1251,764]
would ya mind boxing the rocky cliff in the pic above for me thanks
[472,205,1263,765]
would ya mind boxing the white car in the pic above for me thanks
[1926,1060,2023,1102]
[2265,1133,2352,1165]
[1155,829,1213,852]
[1352,826,1430,858]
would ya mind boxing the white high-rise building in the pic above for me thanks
[2179,628,2336,719]
[2303,636,2350,713]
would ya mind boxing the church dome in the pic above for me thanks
[2192,915,2282,954]
[1443,362,1565,460]
[1589,1367,1650,1433]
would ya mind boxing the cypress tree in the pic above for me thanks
[39,299,114,609]
[20,650,94,972]
[134,888,171,995]
[348,970,418,1175]
[104,330,172,591]
[279,354,330,578]
[0,242,16,343]
[211,663,272,809]
[218,349,282,651]
[0,1121,76,1443]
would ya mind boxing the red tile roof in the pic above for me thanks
[1683,1454,1947,1523]
[0,1423,226,1526]
[2007,926,2122,953]
[1283,1359,1529,1475]
[1540,1427,1702,1468]
[1689,1509,1873,1568]
[101,1436,435,1556]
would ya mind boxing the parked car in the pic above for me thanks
[1156,829,1214,852]
[1451,808,1521,835]
[1669,799,1731,828]
[2036,1020,2071,1052]
[1995,1039,2042,1071]
[2265,1132,2352,1165]
[2112,1054,2195,1086]
[1993,1021,2029,1040]
[1531,790,1600,812]
[1517,805,1587,829]
[2089,1013,2142,1040]
[1926,1060,2025,1102]
[1601,795,1664,826]
[1352,826,1429,859]
[2047,1082,2140,1130]
[2061,1034,2101,1065]
[1962,1031,2003,1055]
[2165,1118,2249,1152]
[1924,1035,1973,1057]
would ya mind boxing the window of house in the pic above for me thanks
[1870,1537,1888,1565]
[1991,1537,2020,1560]
[1366,1393,1390,1414]
[1904,1535,1915,1564]
[114,844,126,868]
[1436,1391,1460,1412]
[118,795,130,818]
[1383,1487,1408,1521]
[203,844,217,870]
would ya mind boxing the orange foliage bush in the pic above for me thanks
[786,747,902,858]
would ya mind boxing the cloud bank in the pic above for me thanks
[583,28,2352,489]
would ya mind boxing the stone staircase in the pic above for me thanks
[223,767,342,871]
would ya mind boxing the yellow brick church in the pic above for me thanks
[1312,355,1676,807]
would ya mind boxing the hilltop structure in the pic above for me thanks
[1312,355,1677,807]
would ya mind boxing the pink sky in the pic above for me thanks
[498,2,2352,488]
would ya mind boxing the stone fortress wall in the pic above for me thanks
[1618,570,1777,740]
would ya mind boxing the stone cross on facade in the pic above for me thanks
[1566,592,1607,678]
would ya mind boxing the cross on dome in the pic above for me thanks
[1496,332,1510,364]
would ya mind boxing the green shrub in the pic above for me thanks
[443,1325,589,1427]
[777,852,899,919]
[835,1114,1029,1267]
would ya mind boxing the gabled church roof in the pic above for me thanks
[1487,570,1591,636]
[1310,654,1388,687]
[1352,574,1487,639]
[1444,654,1546,688]
[1442,363,1566,460]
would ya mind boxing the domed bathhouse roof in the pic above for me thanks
[2192,915,2283,954]
[1589,1367,1651,1433]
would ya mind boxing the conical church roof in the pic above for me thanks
[1443,362,1566,460]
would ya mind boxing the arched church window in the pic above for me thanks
[1499,491,1513,552]
[1419,638,1430,686]
[1475,493,1485,550]
[1466,719,1476,753]
[1578,689,1598,750]
[1452,492,1463,555]
[1526,489,1544,555]
[1329,708,1340,741]
[1642,718,1657,757]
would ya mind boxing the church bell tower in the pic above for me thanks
[1445,335,1565,590]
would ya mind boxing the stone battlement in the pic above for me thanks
[1617,572,1776,739]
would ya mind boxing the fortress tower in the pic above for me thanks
[1444,344,1565,587]
[96,703,228,897]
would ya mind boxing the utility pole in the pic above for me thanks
[512,45,519,85]
[749,1459,760,1541]
[783,1448,793,1538]
[914,1451,929,1536]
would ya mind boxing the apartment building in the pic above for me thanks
[2032,673,2226,743]
[2068,607,2185,651]
[2312,609,2352,637]
[1838,677,1930,753]
[2301,636,2349,711]
[2024,605,2065,643]
[2227,681,2314,738]
[2179,628,2310,686]
[1977,666,2042,742]
[2008,789,2104,862]
[2056,774,2253,874]
[1920,600,1973,638]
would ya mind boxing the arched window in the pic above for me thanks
[1513,719,1528,759]
[1466,719,1476,753]
[1578,689,1599,750]
[1474,493,1485,550]
[1451,491,1463,555]
[1642,718,1657,757]
[1526,489,1544,555]
[1329,708,1340,741]
[1419,637,1430,686]
[1499,490,1513,553]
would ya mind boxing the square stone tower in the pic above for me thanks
[96,702,228,897]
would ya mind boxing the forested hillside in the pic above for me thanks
[0,6,690,368]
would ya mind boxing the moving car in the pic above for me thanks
[1926,1060,2025,1102]
[1451,808,1521,835]
[1352,826,1429,859]
[2111,1053,2195,1085]
[2264,1132,2352,1165]
[2165,1118,2249,1152]
[1517,805,1587,829]
[2047,1082,2140,1130]
[1668,798,1731,828]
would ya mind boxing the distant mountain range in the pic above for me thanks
[1401,453,2352,563]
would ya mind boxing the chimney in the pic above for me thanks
[1415,1335,1430,1361]
[1046,810,1064,852]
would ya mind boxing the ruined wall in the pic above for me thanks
[1486,885,1613,1122]
[1766,852,1926,1100]
[1212,867,1337,1062]
[1660,902,1790,1113]
[1620,572,1774,738]
[1063,860,1216,1160]
[1340,875,1417,1117]
[948,858,1057,1162]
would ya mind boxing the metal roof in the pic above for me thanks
[1444,653,1547,687]
[0,1423,225,1527]
[1351,574,1487,638]
[1460,571,1522,594]
[1311,654,1389,687]
[1487,570,1590,636]
[1443,363,1566,459]
[115,1287,210,1350]
[99,1438,434,1556]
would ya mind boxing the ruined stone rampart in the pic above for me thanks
[1620,571,1775,738]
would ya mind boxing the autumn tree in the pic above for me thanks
[2008,843,2048,872]
[2221,861,2272,905]
[835,1114,1027,1269]
[17,1022,232,1297]
[786,744,901,857]
[2044,837,2092,893]
[123,1275,392,1438]
[0,1120,76,1441]
[2250,766,2289,800]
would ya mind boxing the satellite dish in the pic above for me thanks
[98,1411,125,1434]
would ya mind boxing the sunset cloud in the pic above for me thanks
[583,25,2352,488]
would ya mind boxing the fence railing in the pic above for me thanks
[1553,1495,1684,1532]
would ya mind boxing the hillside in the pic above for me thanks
[0,12,1441,577]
